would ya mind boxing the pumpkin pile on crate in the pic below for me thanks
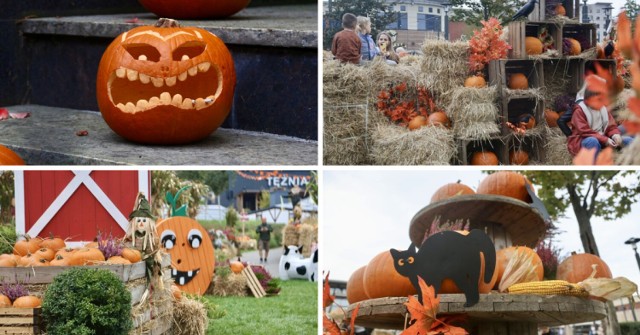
[0,233,177,335]
[345,172,635,306]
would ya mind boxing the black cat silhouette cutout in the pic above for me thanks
[390,229,496,307]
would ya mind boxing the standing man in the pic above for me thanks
[256,216,273,263]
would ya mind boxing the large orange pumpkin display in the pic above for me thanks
[96,18,236,144]
[438,230,498,294]
[430,181,475,202]
[0,145,25,165]
[157,216,215,295]
[556,252,612,283]
[346,266,369,304]
[138,0,250,19]
[363,251,417,299]
[477,171,534,202]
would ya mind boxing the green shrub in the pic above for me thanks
[0,224,17,254]
[621,322,640,335]
[42,268,132,335]
[225,207,238,228]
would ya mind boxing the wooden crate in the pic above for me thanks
[506,136,544,165]
[500,96,545,132]
[508,21,559,59]
[557,23,597,56]
[489,59,544,90]
[457,138,507,165]
[542,58,582,98]
[0,308,43,335]
[529,0,579,21]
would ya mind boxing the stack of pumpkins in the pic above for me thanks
[345,172,613,304]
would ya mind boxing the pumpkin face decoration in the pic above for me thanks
[96,18,236,144]
[157,216,215,295]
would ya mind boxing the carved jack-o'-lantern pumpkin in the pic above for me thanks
[96,18,236,144]
[157,216,215,295]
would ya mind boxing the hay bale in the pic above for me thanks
[420,40,469,95]
[323,60,370,106]
[211,273,248,297]
[542,59,576,108]
[324,104,372,165]
[172,297,208,335]
[444,87,500,141]
[283,224,299,247]
[541,127,572,165]
[370,125,455,165]
[297,224,316,258]
[618,137,640,165]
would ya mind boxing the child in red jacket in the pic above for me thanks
[331,13,361,65]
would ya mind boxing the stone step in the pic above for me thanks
[0,105,317,165]
[20,6,317,49]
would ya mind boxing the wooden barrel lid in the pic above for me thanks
[409,194,546,248]
[346,293,607,330]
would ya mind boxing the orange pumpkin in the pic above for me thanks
[50,254,69,266]
[68,248,105,266]
[0,295,10,307]
[363,251,417,299]
[34,248,55,262]
[477,171,534,202]
[545,109,559,127]
[0,255,18,267]
[565,38,582,55]
[121,248,142,263]
[556,252,612,283]
[508,73,529,90]
[597,46,605,59]
[229,261,245,274]
[428,112,451,128]
[494,246,543,289]
[84,241,99,248]
[509,150,529,165]
[13,296,42,308]
[519,113,536,129]
[0,145,25,165]
[470,151,499,165]
[171,284,182,301]
[138,0,250,19]
[39,236,66,252]
[55,247,76,259]
[346,266,369,304]
[408,116,428,130]
[525,37,543,55]
[157,216,215,295]
[464,75,487,88]
[13,236,41,256]
[18,254,49,267]
[96,18,236,144]
[555,4,566,16]
[439,230,498,294]
[107,256,131,265]
[430,181,475,202]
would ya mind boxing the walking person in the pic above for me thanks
[256,216,273,262]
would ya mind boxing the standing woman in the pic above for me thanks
[356,16,377,61]
[376,31,399,64]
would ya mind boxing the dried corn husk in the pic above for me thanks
[499,247,540,292]
[579,277,638,301]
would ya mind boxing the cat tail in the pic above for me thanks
[469,230,496,284]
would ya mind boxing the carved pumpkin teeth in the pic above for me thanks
[127,69,138,81]
[172,94,183,105]
[198,62,210,72]
[116,68,126,78]
[165,76,176,87]
[170,268,200,286]
[188,66,198,77]
[151,77,164,88]
[136,99,148,109]
[178,72,188,82]
[139,73,150,84]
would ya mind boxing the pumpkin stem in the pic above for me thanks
[155,18,181,28]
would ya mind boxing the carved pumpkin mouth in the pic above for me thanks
[171,267,200,286]
[107,61,222,114]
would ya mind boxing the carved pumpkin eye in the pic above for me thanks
[398,259,405,266]
[123,43,161,62]
[172,41,206,61]
[408,256,414,264]
[188,229,203,249]
[160,230,177,250]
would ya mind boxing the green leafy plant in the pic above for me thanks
[0,223,17,254]
[225,207,238,228]
[42,268,132,335]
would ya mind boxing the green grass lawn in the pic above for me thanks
[206,280,318,335]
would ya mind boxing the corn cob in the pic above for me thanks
[507,280,589,297]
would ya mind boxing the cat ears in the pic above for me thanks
[390,243,416,256]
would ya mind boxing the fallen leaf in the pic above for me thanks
[323,272,334,309]
[76,130,89,136]
[323,315,342,335]
[403,277,468,335]
[10,112,30,119]
[125,17,140,23]
[348,304,360,335]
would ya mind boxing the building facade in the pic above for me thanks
[584,2,614,42]
[385,0,450,49]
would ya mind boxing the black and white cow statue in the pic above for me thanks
[278,245,318,282]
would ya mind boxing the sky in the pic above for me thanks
[322,170,640,292]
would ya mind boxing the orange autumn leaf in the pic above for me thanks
[572,147,614,165]
[348,304,361,335]
[323,272,334,308]
[402,277,468,335]
[618,12,632,59]
[323,315,342,335]
[622,120,640,135]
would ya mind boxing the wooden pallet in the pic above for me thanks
[529,0,580,21]
[559,23,597,55]
[506,135,545,165]
[508,21,560,59]
[499,96,545,134]
[242,266,266,298]
[456,138,507,165]
[0,308,43,335]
